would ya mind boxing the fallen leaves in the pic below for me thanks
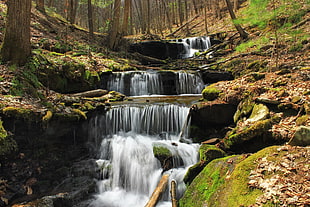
[248,145,310,206]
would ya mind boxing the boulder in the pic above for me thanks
[201,70,234,83]
[288,126,310,146]
[202,85,222,101]
[183,144,226,185]
[246,104,269,123]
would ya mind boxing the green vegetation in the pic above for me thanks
[202,85,222,101]
[0,120,17,156]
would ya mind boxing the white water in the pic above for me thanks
[178,36,212,59]
[105,70,205,96]
[89,103,199,207]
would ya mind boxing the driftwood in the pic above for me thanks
[170,180,177,207]
[144,174,169,207]
[166,15,200,37]
[71,89,108,97]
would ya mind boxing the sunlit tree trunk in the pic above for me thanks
[0,0,31,65]
[109,0,121,50]
[224,0,248,39]
[87,0,94,39]
[122,0,131,35]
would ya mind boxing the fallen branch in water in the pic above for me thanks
[144,174,169,207]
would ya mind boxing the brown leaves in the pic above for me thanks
[248,145,310,206]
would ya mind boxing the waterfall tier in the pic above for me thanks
[88,103,199,207]
[102,70,205,96]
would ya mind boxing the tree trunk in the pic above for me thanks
[224,0,248,39]
[0,0,32,66]
[36,0,45,13]
[122,0,131,35]
[234,0,239,11]
[109,0,121,50]
[144,174,169,207]
[87,0,94,39]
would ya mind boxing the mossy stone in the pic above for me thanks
[2,107,38,121]
[233,96,255,123]
[224,118,274,149]
[296,115,309,126]
[202,85,221,101]
[288,126,310,146]
[247,103,269,123]
[180,146,280,207]
[184,144,226,185]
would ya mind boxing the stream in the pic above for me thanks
[84,36,211,207]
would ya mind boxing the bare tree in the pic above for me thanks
[0,0,32,65]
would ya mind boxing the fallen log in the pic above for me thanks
[166,15,200,37]
[71,89,108,97]
[170,180,177,207]
[144,174,169,207]
[132,52,166,65]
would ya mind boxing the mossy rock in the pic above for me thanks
[233,96,255,123]
[0,120,17,156]
[179,146,281,207]
[202,85,221,101]
[2,107,39,121]
[247,103,269,123]
[224,116,280,150]
[288,126,310,146]
[296,115,309,126]
[107,91,126,102]
[184,144,226,185]
[153,144,172,161]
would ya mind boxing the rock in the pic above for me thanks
[224,115,281,152]
[183,144,226,185]
[152,143,183,172]
[202,85,222,101]
[201,70,234,83]
[246,104,269,123]
[288,126,310,146]
[233,96,255,123]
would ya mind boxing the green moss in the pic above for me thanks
[184,144,226,185]
[153,145,172,158]
[224,119,273,149]
[202,85,222,101]
[72,109,87,120]
[2,107,37,121]
[233,96,255,123]
[296,115,309,126]
[179,155,240,207]
[0,120,17,156]
[180,146,281,207]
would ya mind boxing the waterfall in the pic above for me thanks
[104,70,205,96]
[178,36,211,59]
[88,103,199,207]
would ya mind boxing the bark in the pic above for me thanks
[109,0,121,50]
[170,180,177,207]
[224,0,248,39]
[122,0,131,35]
[144,174,169,207]
[87,0,94,39]
[0,0,32,65]
[71,89,108,97]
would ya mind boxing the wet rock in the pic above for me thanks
[288,126,310,146]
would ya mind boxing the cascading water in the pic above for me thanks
[104,70,205,96]
[88,103,199,207]
[177,36,211,59]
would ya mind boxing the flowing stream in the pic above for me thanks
[88,102,199,207]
